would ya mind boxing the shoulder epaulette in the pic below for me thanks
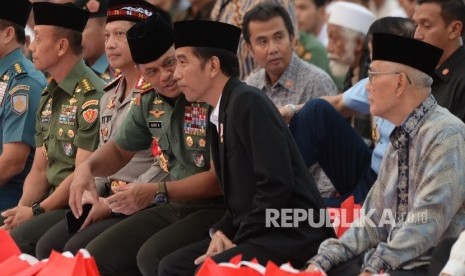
[10,62,28,79]
[103,74,123,92]
[76,77,96,94]
[135,75,154,94]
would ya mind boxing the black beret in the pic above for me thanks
[33,2,90,33]
[74,0,109,18]
[174,20,241,54]
[0,0,32,28]
[107,0,163,23]
[372,33,443,77]
[127,13,174,64]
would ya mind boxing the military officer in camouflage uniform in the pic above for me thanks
[0,0,47,214]
[69,10,224,276]
[1,2,104,255]
[35,0,169,259]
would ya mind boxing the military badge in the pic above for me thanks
[63,142,74,156]
[41,98,52,123]
[153,98,163,105]
[83,109,98,123]
[59,104,77,125]
[58,128,64,136]
[186,136,194,147]
[68,97,78,105]
[11,94,28,114]
[149,109,165,118]
[68,129,75,138]
[159,152,169,172]
[9,85,30,95]
[198,138,206,148]
[0,81,8,105]
[101,127,109,137]
[192,153,205,168]
[82,99,99,109]
[184,103,207,137]
[107,97,116,109]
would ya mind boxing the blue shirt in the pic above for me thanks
[0,48,46,208]
[342,78,395,173]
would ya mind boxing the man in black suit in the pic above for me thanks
[158,20,335,275]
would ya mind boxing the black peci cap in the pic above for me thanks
[0,0,32,28]
[372,33,443,77]
[33,2,90,33]
[127,13,174,64]
[174,20,241,54]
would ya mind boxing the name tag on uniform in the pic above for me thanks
[149,121,162,129]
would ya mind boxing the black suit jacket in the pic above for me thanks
[211,78,335,263]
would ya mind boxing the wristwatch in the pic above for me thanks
[285,104,297,116]
[32,202,45,216]
[154,182,169,206]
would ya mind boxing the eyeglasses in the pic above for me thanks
[367,71,412,85]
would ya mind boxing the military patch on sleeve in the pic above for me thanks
[83,108,98,123]
[11,93,28,115]
[9,84,30,95]
[82,99,99,109]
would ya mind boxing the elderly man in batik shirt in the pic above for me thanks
[307,33,465,276]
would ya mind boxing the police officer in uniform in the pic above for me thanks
[69,11,225,275]
[76,0,118,83]
[35,0,168,260]
[0,0,47,214]
[2,2,104,255]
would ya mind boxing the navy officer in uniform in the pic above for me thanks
[0,0,47,215]
[2,2,104,255]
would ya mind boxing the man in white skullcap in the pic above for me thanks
[326,1,375,91]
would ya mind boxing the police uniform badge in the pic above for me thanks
[11,94,28,114]
[0,81,8,106]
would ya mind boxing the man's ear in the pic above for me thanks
[2,26,15,44]
[209,56,221,78]
[448,20,463,40]
[57,38,69,57]
[355,36,365,53]
[395,72,409,97]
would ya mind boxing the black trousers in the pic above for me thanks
[82,203,224,276]
[158,239,307,276]
[36,215,127,259]
[326,254,429,276]
[10,209,67,255]
[428,237,458,276]
[289,99,374,207]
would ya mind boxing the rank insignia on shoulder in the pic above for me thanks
[13,63,24,74]
[11,94,28,114]
[149,109,165,118]
[78,78,95,94]
[135,75,153,93]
